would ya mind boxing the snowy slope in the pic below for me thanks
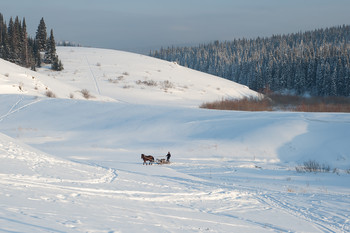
[1,47,258,106]
[47,47,258,107]
[0,47,349,232]
[0,57,113,102]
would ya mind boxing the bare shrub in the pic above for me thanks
[108,76,124,84]
[295,160,330,173]
[81,89,92,99]
[333,168,340,175]
[136,79,158,87]
[160,80,174,89]
[4,73,9,77]
[287,188,294,193]
[200,93,350,112]
[45,90,56,98]
[270,94,350,112]
[200,96,272,111]
[108,78,118,84]
[18,82,24,91]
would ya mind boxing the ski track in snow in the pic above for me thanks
[85,56,101,95]
[0,96,43,123]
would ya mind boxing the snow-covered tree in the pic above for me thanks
[35,17,47,52]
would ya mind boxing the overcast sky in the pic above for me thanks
[2,0,350,53]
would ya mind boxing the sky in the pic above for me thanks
[1,0,350,54]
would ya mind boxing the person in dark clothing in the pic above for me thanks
[166,152,171,162]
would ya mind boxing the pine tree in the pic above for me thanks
[44,29,56,63]
[35,17,47,52]
[33,39,41,67]
[20,18,29,67]
[0,13,3,49]
[51,54,63,71]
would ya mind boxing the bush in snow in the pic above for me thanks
[45,90,56,98]
[160,80,174,90]
[81,89,92,99]
[136,80,158,87]
[295,160,330,173]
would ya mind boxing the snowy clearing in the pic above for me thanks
[0,47,349,232]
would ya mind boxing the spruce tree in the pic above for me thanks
[35,17,47,52]
[44,29,56,63]
[33,39,41,67]
[20,18,29,67]
[51,54,63,71]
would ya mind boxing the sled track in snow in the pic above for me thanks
[255,192,349,233]
[173,159,350,233]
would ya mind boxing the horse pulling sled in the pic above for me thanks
[141,152,171,165]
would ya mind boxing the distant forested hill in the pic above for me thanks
[150,25,350,96]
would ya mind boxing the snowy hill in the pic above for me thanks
[1,47,258,106]
[0,56,113,101]
[43,47,259,106]
[0,47,350,232]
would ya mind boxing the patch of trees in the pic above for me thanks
[150,25,350,96]
[0,13,63,71]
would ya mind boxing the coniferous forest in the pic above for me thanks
[0,13,63,71]
[151,25,350,96]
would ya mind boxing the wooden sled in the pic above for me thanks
[156,158,170,165]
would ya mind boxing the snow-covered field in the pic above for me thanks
[0,47,349,232]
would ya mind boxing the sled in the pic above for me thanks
[156,158,170,165]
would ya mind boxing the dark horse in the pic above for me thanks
[141,154,154,165]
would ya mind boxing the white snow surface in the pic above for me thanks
[0,47,349,232]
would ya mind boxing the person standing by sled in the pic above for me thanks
[166,152,171,162]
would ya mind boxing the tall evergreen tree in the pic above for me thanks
[44,29,56,63]
[35,17,47,52]
[20,17,29,67]
[51,54,63,71]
